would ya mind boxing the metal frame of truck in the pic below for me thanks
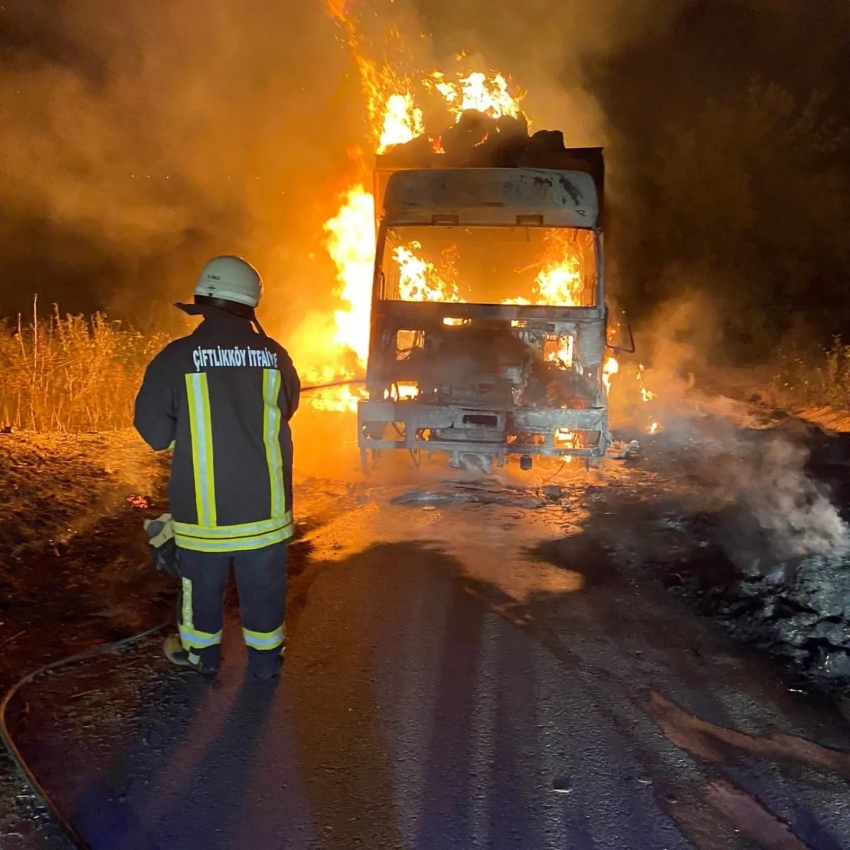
[358,150,610,472]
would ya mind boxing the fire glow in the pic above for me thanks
[313,61,529,408]
[307,3,627,411]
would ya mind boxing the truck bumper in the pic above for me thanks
[357,400,610,459]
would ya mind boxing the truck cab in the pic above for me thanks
[358,148,610,472]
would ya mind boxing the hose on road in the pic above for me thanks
[0,621,170,850]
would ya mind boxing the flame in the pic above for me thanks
[329,2,424,155]
[637,363,657,402]
[535,260,583,306]
[354,57,425,153]
[393,242,461,302]
[429,71,524,122]
[502,230,591,308]
[384,381,419,401]
[532,231,587,306]
[316,6,525,410]
[379,92,424,153]
[323,185,375,364]
[386,223,589,310]
[545,334,575,368]
[603,356,619,393]
[326,0,348,19]
[554,428,575,448]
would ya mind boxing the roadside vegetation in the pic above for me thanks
[0,301,166,432]
[0,302,171,558]
[770,339,850,412]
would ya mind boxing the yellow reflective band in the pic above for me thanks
[175,521,294,553]
[243,626,285,650]
[179,624,222,649]
[181,577,194,629]
[173,512,293,540]
[185,373,216,528]
[263,369,285,519]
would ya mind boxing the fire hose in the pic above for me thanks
[0,377,367,847]
[0,622,170,849]
[300,377,366,393]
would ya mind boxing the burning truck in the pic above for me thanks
[356,111,629,473]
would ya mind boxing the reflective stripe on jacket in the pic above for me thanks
[134,308,300,552]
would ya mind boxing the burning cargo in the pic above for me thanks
[357,112,619,472]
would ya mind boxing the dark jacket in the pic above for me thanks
[134,307,300,552]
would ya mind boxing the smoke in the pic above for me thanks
[408,0,850,361]
[605,288,850,566]
[5,0,849,356]
[0,0,358,322]
[725,436,850,565]
[390,0,694,157]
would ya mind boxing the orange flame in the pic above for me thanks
[637,363,656,402]
[429,71,525,122]
[378,92,424,153]
[356,57,425,153]
[545,335,575,368]
[535,257,582,306]
[393,242,461,303]
[603,356,619,393]
[315,5,527,410]
[326,0,348,20]
[323,185,375,364]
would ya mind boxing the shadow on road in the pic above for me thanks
[10,539,597,849]
[8,517,850,850]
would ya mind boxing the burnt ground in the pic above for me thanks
[2,406,850,847]
[637,408,850,692]
[0,432,173,848]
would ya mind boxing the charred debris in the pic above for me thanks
[379,110,604,206]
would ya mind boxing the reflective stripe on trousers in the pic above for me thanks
[243,625,285,651]
[178,576,223,650]
[176,543,288,670]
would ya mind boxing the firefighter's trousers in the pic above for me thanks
[176,542,288,677]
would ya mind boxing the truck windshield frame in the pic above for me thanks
[377,224,599,308]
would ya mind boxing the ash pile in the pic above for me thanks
[379,110,603,194]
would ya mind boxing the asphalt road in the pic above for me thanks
[8,421,850,850]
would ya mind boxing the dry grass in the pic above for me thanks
[772,338,850,411]
[0,300,167,432]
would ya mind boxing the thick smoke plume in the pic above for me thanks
[0,0,360,323]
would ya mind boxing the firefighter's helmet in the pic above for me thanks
[194,255,263,309]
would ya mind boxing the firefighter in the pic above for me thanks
[134,256,300,680]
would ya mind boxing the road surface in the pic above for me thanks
[7,413,850,849]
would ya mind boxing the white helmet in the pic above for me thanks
[194,255,262,309]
